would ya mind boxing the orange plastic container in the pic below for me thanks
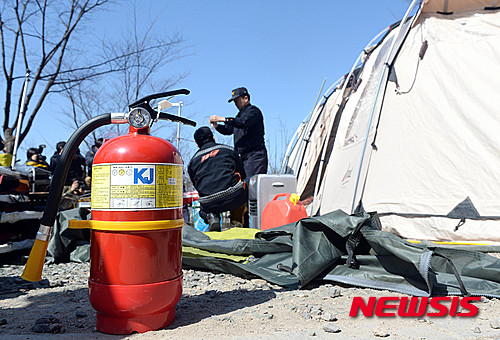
[261,193,307,230]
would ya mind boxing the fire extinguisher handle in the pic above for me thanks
[158,112,197,127]
[129,89,190,109]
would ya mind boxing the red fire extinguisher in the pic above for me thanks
[22,90,195,335]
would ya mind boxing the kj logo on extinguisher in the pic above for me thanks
[134,167,154,184]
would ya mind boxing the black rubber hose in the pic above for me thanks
[40,114,111,226]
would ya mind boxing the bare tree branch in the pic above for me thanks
[0,0,113,152]
[1,0,189,156]
[33,0,47,57]
[16,0,30,70]
[59,1,190,152]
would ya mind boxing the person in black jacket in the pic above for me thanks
[49,141,85,186]
[26,147,49,169]
[49,141,65,174]
[85,137,103,177]
[209,87,268,179]
[188,127,247,231]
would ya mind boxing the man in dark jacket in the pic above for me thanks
[209,87,268,178]
[49,141,85,186]
[85,138,103,177]
[188,127,247,231]
[49,141,65,174]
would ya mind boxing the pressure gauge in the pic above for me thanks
[127,108,151,128]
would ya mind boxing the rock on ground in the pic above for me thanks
[0,261,499,339]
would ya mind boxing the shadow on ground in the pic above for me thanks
[0,275,51,300]
[170,287,280,328]
[0,274,288,336]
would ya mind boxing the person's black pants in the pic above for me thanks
[199,184,248,221]
[241,147,268,179]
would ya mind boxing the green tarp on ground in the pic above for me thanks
[182,210,500,297]
[48,207,91,263]
[49,208,500,297]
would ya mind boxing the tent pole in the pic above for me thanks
[293,78,345,180]
[311,27,390,215]
[280,121,304,174]
[282,78,328,174]
[350,0,421,213]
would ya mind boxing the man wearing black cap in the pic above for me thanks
[188,126,247,231]
[209,87,268,179]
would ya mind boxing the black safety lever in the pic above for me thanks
[159,112,196,127]
[128,89,196,127]
[129,89,190,110]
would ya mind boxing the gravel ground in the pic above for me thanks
[0,257,500,339]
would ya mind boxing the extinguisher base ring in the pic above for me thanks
[89,275,183,334]
[96,307,176,335]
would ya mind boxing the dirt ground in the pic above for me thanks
[1,259,500,340]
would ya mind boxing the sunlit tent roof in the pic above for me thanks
[422,0,499,13]
[284,0,500,242]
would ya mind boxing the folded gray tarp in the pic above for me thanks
[183,210,500,297]
[48,207,91,263]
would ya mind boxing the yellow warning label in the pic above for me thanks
[91,163,183,210]
[156,164,183,208]
[91,165,111,209]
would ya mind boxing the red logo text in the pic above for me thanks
[349,296,480,317]
[201,149,219,163]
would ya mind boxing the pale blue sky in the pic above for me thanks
[19,1,413,165]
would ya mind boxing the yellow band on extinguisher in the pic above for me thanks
[68,218,184,231]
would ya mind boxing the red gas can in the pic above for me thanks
[72,125,184,334]
[260,193,307,230]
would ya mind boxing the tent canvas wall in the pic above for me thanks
[286,0,500,242]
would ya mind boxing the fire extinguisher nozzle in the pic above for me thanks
[21,239,49,282]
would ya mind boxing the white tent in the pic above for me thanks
[285,0,500,242]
